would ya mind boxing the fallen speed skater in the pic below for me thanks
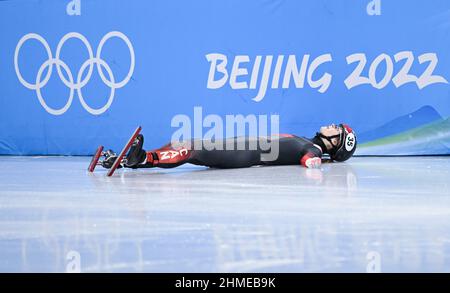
[88,124,357,176]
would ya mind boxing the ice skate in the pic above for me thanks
[99,135,146,169]
[101,149,122,169]
[87,126,142,175]
[123,134,147,169]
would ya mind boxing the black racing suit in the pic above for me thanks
[141,134,326,169]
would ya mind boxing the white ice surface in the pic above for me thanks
[0,156,449,272]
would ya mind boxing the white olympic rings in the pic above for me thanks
[14,31,135,115]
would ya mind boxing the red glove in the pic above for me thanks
[300,153,322,168]
[305,157,322,168]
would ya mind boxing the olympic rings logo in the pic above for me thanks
[14,31,135,115]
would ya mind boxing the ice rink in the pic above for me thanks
[0,156,449,272]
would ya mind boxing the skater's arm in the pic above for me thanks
[300,146,322,169]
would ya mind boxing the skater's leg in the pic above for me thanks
[187,137,262,168]
[143,142,192,168]
[103,136,264,170]
[142,137,262,169]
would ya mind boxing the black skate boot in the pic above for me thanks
[124,134,147,169]
[101,149,122,169]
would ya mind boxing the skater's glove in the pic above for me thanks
[305,157,322,168]
[301,152,322,169]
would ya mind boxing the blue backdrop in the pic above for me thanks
[0,0,449,155]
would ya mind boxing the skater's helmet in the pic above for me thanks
[331,124,357,162]
[319,124,357,162]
